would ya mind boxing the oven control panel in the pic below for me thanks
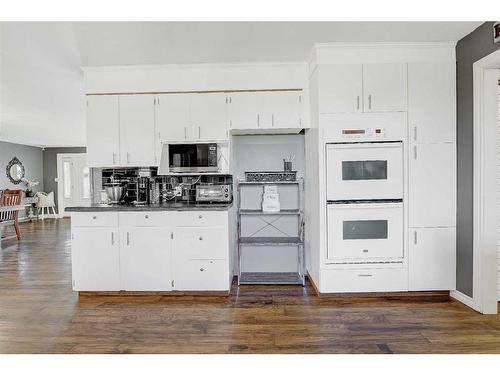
[341,127,386,139]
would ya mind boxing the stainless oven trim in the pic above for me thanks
[166,142,219,173]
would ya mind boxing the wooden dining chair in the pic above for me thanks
[0,189,23,241]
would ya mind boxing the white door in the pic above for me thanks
[263,91,302,128]
[409,143,456,227]
[319,64,363,114]
[119,95,156,166]
[191,93,228,141]
[408,62,456,143]
[156,94,191,147]
[363,63,408,112]
[86,95,120,167]
[119,227,172,291]
[59,154,91,215]
[409,227,456,291]
[327,202,404,261]
[71,227,120,291]
[326,142,404,201]
[227,92,262,130]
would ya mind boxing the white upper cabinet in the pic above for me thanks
[409,227,456,291]
[155,93,191,146]
[227,91,262,129]
[318,64,363,114]
[86,95,120,167]
[408,62,456,143]
[409,142,456,227]
[119,95,156,166]
[262,91,303,128]
[191,93,228,140]
[362,63,408,112]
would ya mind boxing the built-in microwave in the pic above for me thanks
[159,142,219,174]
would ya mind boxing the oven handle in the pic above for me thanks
[327,202,403,210]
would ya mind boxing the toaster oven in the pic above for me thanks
[195,184,232,202]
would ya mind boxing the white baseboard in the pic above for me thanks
[450,290,475,310]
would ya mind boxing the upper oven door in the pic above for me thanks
[327,202,404,261]
[326,142,403,201]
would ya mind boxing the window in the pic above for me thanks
[343,220,388,240]
[63,161,72,199]
[342,160,387,180]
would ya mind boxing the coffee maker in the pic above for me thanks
[136,177,150,205]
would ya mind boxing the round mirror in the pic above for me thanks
[6,157,25,184]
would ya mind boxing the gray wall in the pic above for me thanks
[0,140,44,193]
[42,147,86,210]
[456,22,500,297]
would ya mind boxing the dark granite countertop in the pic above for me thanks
[65,201,233,212]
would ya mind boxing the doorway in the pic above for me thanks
[56,153,91,217]
[471,49,500,314]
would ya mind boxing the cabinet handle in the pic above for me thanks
[358,274,373,277]
[413,126,418,141]
[127,232,130,246]
[257,114,260,127]
[272,114,274,127]
[368,95,372,110]
[356,96,360,110]
[112,153,116,164]
[230,120,233,129]
[126,152,130,164]
[198,126,201,139]
[111,232,114,245]
[414,230,418,245]
[199,236,203,241]
[92,216,97,220]
[198,215,203,219]
[362,249,368,253]
[413,145,417,160]
[229,97,232,104]
[200,268,205,272]
[145,214,149,219]
[184,127,187,139]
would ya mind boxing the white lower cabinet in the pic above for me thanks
[71,211,230,293]
[71,227,120,291]
[119,227,172,291]
[409,227,456,291]
[320,267,408,293]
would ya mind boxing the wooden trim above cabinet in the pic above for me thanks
[86,88,304,96]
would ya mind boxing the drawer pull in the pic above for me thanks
[199,237,203,241]
[358,274,373,277]
[362,249,369,253]
[200,268,205,272]
[198,215,203,219]
[145,215,149,219]
[92,216,97,220]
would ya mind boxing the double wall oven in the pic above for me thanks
[326,119,405,263]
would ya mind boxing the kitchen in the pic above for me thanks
[68,42,456,296]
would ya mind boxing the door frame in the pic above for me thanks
[470,48,500,314]
[56,153,88,218]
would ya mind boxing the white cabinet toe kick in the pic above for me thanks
[70,211,232,294]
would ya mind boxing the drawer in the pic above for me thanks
[174,226,228,260]
[320,267,408,293]
[174,211,227,227]
[174,259,229,291]
[119,212,172,227]
[71,212,118,227]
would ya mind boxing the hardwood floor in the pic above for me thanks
[0,219,499,354]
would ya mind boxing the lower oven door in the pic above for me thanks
[327,202,403,261]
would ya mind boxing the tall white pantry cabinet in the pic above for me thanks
[305,43,457,293]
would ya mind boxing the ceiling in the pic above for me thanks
[0,21,482,147]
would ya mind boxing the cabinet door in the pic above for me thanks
[227,92,262,129]
[263,91,302,128]
[409,227,456,291]
[191,93,228,140]
[119,227,172,291]
[119,95,156,166]
[363,63,407,112]
[409,143,456,227]
[318,64,363,113]
[408,62,456,143]
[156,94,191,147]
[86,95,120,167]
[71,227,120,291]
